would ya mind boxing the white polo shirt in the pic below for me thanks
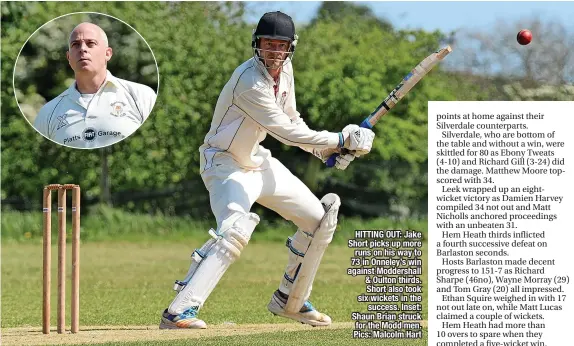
[33,71,157,149]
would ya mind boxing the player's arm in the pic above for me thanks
[138,84,157,122]
[295,120,360,170]
[235,78,374,153]
[33,102,57,139]
[286,113,337,160]
[281,80,323,153]
[235,86,342,149]
[131,83,157,123]
[282,74,325,151]
[280,79,370,170]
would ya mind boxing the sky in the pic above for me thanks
[244,1,574,33]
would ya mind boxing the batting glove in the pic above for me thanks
[340,125,375,155]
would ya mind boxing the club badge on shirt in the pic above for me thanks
[110,101,127,117]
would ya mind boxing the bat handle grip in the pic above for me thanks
[325,153,338,167]
[325,120,373,167]
[359,119,374,129]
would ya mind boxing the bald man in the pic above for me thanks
[33,22,157,149]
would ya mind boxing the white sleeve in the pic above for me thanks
[235,86,341,150]
[135,84,157,122]
[282,79,331,158]
[292,115,338,161]
[33,102,57,139]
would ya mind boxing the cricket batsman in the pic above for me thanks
[33,22,157,149]
[160,11,375,329]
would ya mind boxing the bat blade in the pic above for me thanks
[326,45,452,167]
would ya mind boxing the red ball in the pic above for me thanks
[517,29,532,45]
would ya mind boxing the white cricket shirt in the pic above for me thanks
[33,71,157,149]
[199,57,341,172]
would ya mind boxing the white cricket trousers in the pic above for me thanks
[201,157,325,236]
[201,156,326,296]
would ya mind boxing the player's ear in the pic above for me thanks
[66,50,71,65]
[105,47,113,62]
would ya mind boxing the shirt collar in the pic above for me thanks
[254,58,274,82]
[66,70,120,100]
[253,58,288,83]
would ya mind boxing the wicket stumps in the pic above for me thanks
[43,184,81,334]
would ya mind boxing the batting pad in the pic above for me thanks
[168,212,259,315]
[285,193,340,313]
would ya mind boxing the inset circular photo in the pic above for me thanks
[13,12,159,149]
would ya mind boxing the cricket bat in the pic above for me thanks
[326,45,453,167]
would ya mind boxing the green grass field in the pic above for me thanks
[0,207,427,244]
[2,211,427,345]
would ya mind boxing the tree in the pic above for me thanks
[1,2,250,216]
[312,1,393,32]
[2,1,492,219]
[445,17,574,85]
